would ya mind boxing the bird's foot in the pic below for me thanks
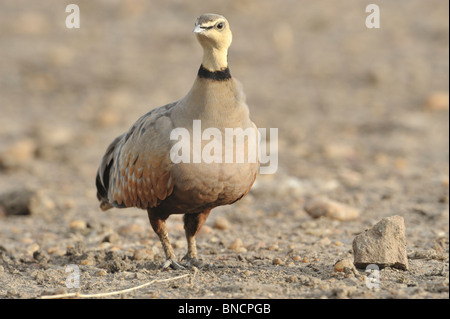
[161,258,186,270]
[182,255,210,269]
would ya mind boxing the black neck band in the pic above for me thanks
[197,65,231,81]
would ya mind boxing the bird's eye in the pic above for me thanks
[216,22,224,30]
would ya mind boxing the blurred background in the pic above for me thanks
[0,0,448,298]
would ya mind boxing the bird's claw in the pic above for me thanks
[182,255,209,268]
[162,258,186,270]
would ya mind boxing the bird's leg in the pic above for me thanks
[182,209,211,268]
[148,213,185,270]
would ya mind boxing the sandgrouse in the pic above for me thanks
[96,14,259,270]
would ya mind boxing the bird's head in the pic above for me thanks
[193,14,232,52]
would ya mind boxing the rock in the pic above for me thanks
[0,188,56,216]
[0,189,36,216]
[426,92,449,111]
[304,197,359,221]
[353,215,408,270]
[213,217,230,230]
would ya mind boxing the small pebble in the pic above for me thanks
[285,275,298,283]
[426,92,449,111]
[238,247,247,253]
[96,270,107,276]
[64,199,75,209]
[228,238,243,251]
[304,197,359,221]
[213,217,230,230]
[33,250,49,264]
[26,243,40,255]
[272,258,283,265]
[293,255,302,262]
[70,220,87,230]
[19,237,34,244]
[441,176,449,187]
[334,258,355,273]
[102,233,119,243]
[247,241,265,251]
[81,258,95,266]
[243,270,253,276]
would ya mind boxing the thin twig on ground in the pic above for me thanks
[39,273,189,299]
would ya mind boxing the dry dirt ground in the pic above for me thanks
[0,0,448,299]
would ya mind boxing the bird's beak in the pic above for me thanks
[193,24,204,33]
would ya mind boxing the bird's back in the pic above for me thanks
[96,102,177,210]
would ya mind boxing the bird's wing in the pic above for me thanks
[96,103,176,210]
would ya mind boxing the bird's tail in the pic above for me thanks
[96,135,123,212]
